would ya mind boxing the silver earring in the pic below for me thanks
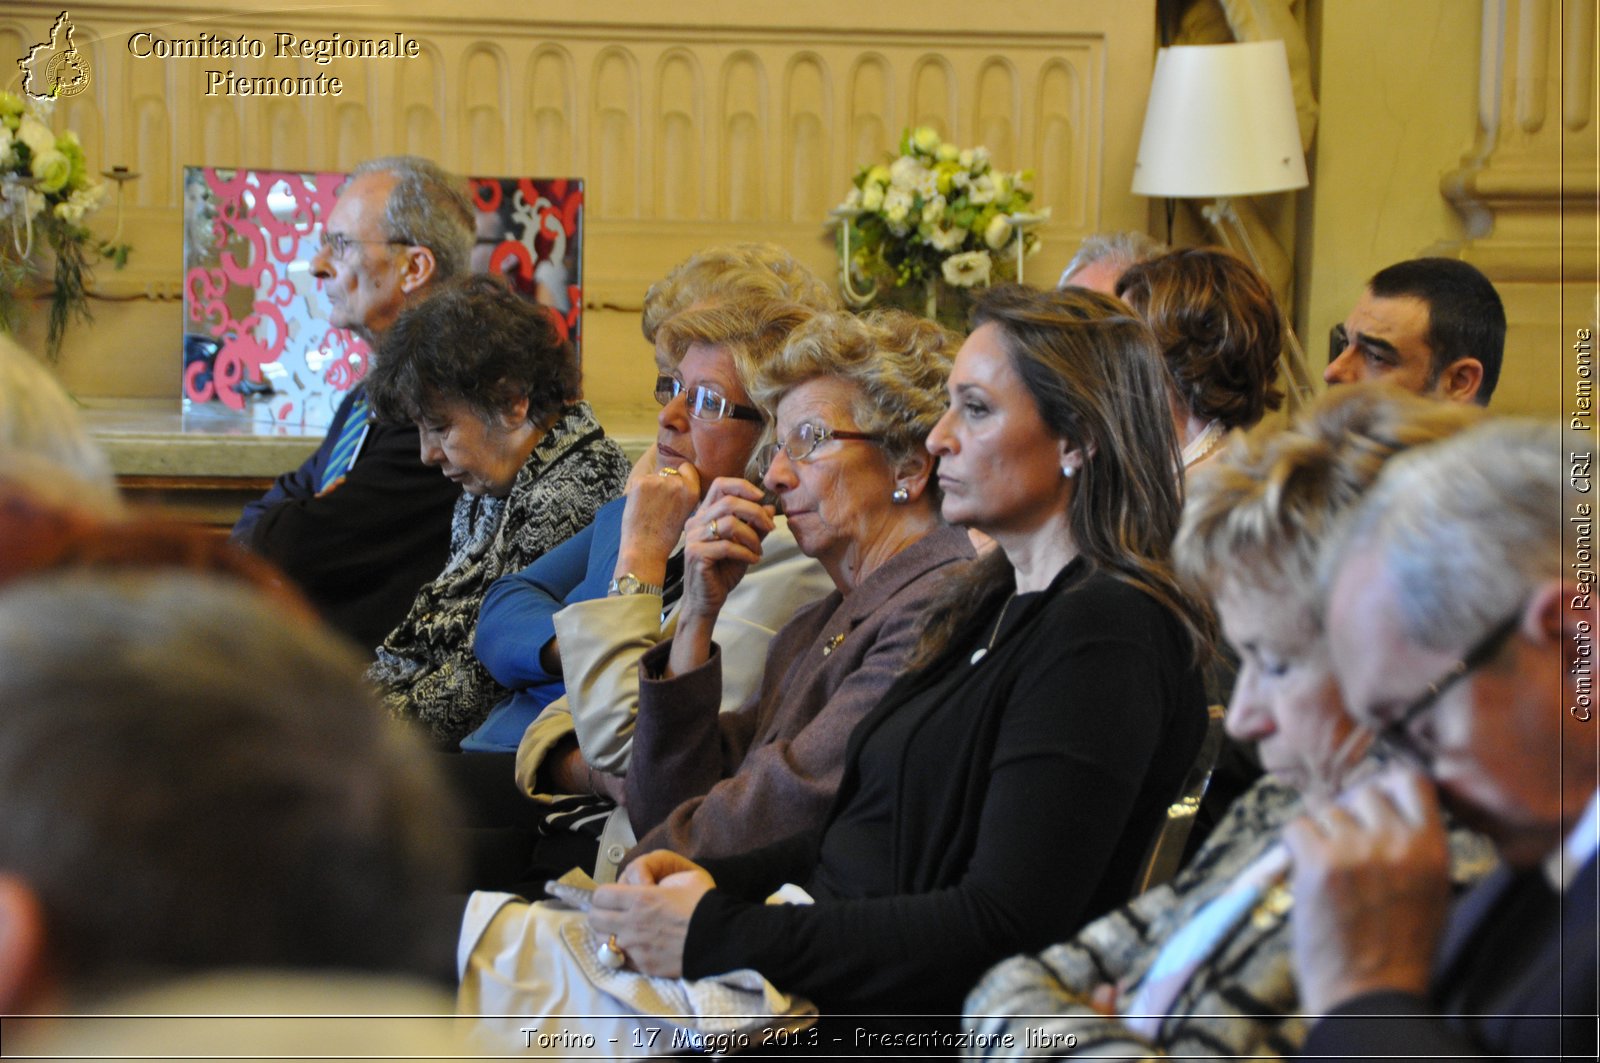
[1061,465,1075,479]
[891,486,910,503]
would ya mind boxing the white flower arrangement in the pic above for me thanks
[0,91,128,359]
[835,126,1046,318]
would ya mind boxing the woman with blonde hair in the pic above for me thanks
[965,384,1495,1060]
[462,285,1210,1048]
[613,307,971,869]
[462,248,837,888]
[460,310,974,1034]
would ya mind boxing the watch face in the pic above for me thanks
[611,573,661,596]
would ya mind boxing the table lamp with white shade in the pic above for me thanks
[1132,39,1316,408]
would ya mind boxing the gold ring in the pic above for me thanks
[658,466,680,477]
[705,518,720,541]
[598,933,626,970]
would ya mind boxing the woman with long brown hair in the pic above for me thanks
[465,285,1211,1047]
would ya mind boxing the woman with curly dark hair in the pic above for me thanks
[364,274,629,746]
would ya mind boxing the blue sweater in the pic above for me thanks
[467,496,628,752]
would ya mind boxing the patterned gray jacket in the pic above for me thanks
[964,774,1497,1060]
[368,402,628,746]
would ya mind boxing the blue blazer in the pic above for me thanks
[467,496,628,751]
[1301,853,1599,1060]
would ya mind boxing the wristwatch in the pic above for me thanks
[608,573,664,597]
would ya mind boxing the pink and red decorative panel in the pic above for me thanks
[181,167,584,433]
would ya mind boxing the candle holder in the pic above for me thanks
[829,206,880,308]
[101,166,140,245]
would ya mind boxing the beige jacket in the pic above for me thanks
[513,519,830,798]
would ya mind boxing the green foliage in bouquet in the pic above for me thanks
[0,90,131,361]
[836,126,1045,328]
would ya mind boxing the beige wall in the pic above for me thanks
[7,0,1588,425]
[3,0,1154,436]
[1298,0,1595,418]
[1296,0,1479,366]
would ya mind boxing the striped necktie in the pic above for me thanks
[318,391,372,493]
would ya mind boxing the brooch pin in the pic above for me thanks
[821,633,846,657]
[1250,882,1292,929]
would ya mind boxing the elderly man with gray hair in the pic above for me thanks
[1288,419,1597,1059]
[1056,230,1167,294]
[233,156,474,650]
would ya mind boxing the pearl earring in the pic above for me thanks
[1061,464,1076,479]
[891,486,910,503]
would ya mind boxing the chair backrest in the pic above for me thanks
[1131,703,1227,895]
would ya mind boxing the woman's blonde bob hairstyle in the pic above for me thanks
[641,244,837,343]
[1174,383,1486,615]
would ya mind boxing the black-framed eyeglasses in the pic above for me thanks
[1330,323,1350,364]
[316,231,410,260]
[1374,610,1522,766]
[654,374,763,423]
[757,421,881,475]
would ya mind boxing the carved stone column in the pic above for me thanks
[1441,0,1597,414]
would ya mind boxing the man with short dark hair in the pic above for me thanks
[233,156,473,649]
[1288,419,1596,1059]
[1325,257,1506,406]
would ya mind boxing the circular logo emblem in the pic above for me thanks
[45,50,91,98]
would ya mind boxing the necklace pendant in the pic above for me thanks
[969,647,987,665]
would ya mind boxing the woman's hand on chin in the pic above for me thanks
[670,478,775,675]
[590,853,716,978]
[680,478,775,615]
[616,455,703,585]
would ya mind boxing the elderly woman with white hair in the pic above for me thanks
[458,307,974,1035]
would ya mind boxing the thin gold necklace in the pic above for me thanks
[970,591,1017,665]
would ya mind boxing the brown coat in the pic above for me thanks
[626,525,974,864]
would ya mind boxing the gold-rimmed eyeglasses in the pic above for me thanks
[757,421,881,475]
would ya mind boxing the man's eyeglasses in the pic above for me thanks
[1330,323,1350,363]
[757,421,880,475]
[1375,610,1522,766]
[654,375,763,423]
[316,231,410,260]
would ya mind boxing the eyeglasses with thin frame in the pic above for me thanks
[1374,609,1522,766]
[316,231,410,260]
[654,374,763,423]
[758,421,881,476]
